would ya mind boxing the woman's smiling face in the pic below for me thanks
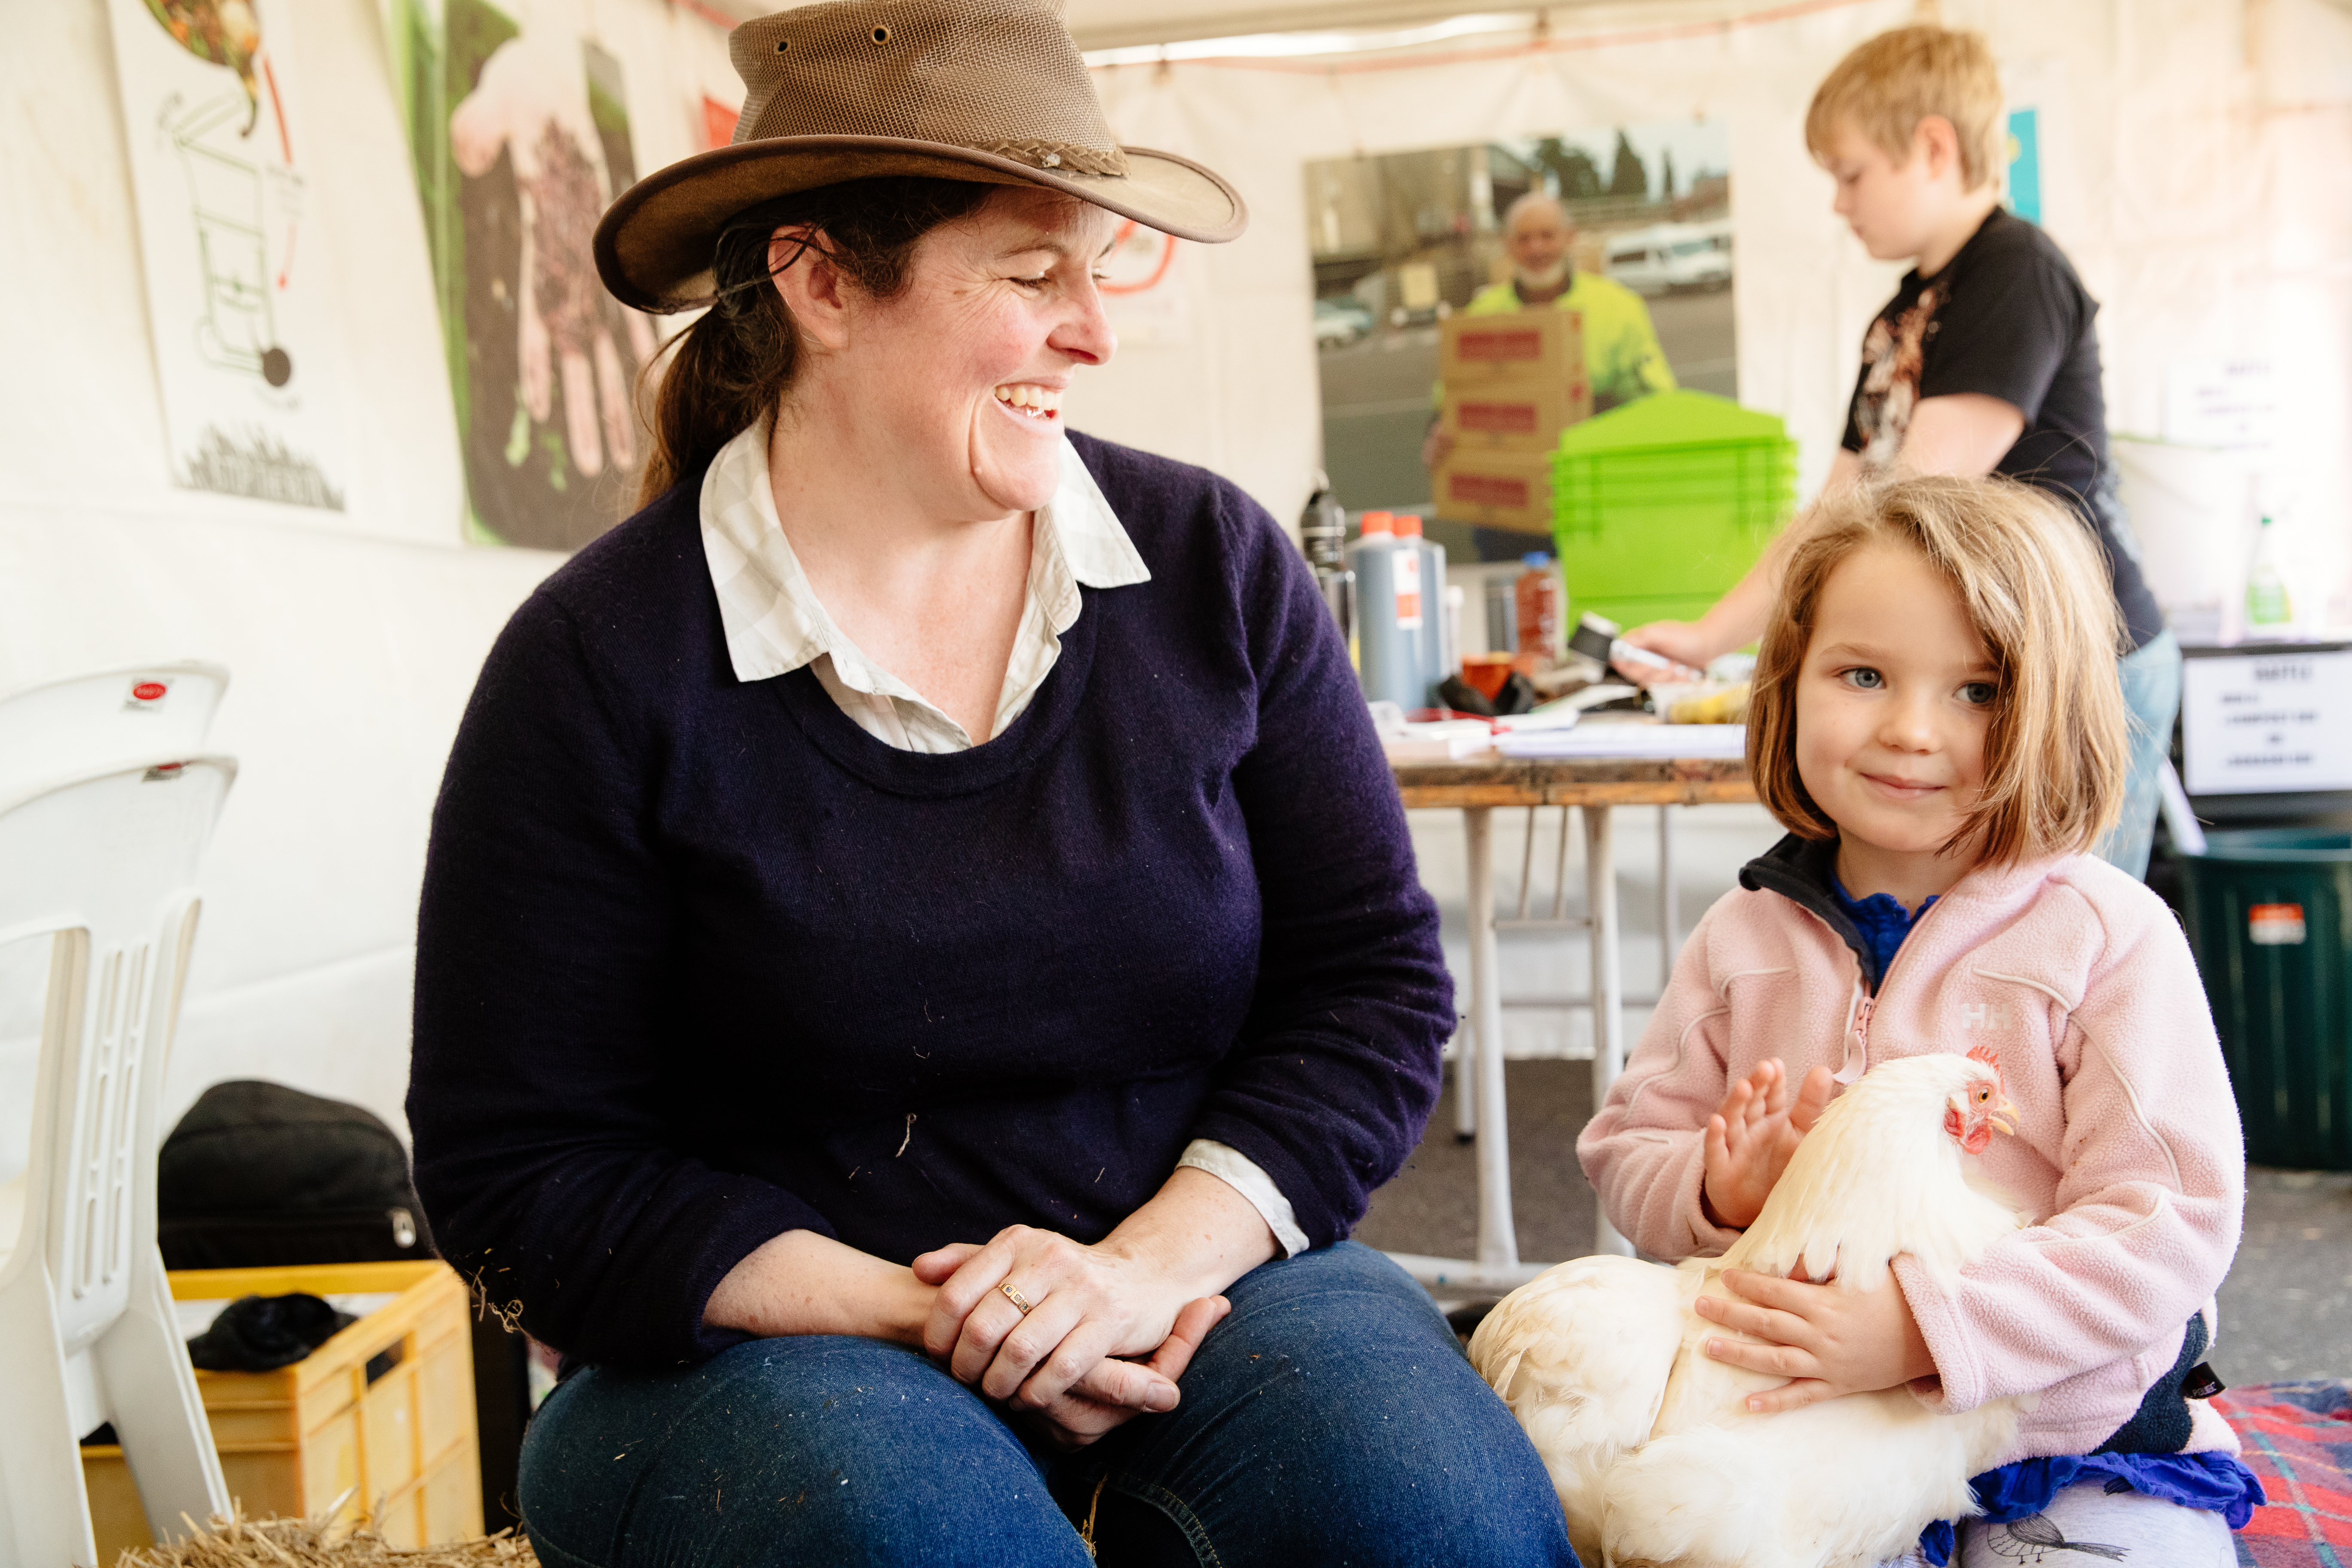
[1795,540,1998,881]
[808,186,1118,519]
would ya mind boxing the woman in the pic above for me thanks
[406,2,1577,1563]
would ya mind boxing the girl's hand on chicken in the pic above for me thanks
[1694,1260,1937,1412]
[1701,1057,1835,1229]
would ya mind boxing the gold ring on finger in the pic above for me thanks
[998,1280,1037,1316]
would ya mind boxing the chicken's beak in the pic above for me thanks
[1990,1097,2020,1136]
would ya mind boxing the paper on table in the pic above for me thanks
[1494,723,1746,760]
[1383,728,1498,763]
[1494,685,1634,731]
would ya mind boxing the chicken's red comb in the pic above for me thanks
[1966,1043,2002,1079]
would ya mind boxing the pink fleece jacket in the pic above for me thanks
[1578,843,2245,1463]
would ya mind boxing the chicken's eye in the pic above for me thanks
[1974,1087,1990,1103]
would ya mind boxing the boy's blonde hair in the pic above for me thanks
[1746,475,2128,867]
[1805,26,2006,193]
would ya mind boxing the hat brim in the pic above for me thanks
[594,136,1247,314]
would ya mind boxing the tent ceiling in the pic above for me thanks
[691,1,1778,54]
[1062,0,1534,50]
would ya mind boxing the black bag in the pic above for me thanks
[156,1079,528,1527]
[157,1079,431,1268]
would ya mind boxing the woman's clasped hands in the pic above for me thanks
[916,1226,1231,1451]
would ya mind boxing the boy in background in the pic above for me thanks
[1626,26,2177,880]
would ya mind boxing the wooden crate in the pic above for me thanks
[83,1260,480,1558]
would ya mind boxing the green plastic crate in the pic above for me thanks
[2178,829,2352,1169]
[1550,391,1796,631]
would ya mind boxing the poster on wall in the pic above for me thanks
[1305,121,1732,543]
[386,0,659,549]
[106,0,347,511]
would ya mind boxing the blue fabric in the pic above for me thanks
[1916,1450,2265,1563]
[1829,880,1936,983]
[406,433,1456,1371]
[517,1242,1580,1568]
[2094,628,2183,882]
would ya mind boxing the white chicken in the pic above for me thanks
[1468,1047,2026,1568]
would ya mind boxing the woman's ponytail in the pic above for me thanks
[635,178,996,511]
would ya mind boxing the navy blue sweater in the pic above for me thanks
[406,433,1453,1370]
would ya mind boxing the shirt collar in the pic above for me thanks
[698,412,1149,687]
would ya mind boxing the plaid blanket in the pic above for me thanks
[2215,1382,2352,1566]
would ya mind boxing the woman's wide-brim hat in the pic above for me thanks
[594,0,1247,313]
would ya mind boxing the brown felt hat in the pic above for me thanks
[594,0,1247,313]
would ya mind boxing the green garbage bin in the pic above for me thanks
[2178,828,2352,1168]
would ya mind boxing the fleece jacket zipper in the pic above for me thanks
[1736,831,1951,1081]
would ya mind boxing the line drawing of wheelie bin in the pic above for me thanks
[168,91,291,386]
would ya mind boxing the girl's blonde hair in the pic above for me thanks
[1746,475,2129,866]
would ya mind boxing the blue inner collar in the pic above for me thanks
[1831,880,1937,983]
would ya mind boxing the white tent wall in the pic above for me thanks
[1069,0,2352,621]
[0,0,734,1179]
[2,0,2344,1176]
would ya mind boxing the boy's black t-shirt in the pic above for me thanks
[1841,208,2164,649]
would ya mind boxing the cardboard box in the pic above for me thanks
[1431,450,1556,536]
[1439,310,1583,384]
[1442,378,1592,451]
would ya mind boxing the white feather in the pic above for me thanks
[1468,1053,2028,1567]
[1469,1256,1689,1565]
[1724,1055,2026,1295]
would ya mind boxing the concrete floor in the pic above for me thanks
[1358,1060,2352,1389]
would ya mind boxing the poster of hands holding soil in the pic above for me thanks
[387,0,658,549]
[107,0,348,511]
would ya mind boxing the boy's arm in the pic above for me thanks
[1623,383,2018,673]
[1897,393,2024,476]
[1619,448,1863,670]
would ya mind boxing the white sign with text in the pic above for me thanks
[2182,649,2352,795]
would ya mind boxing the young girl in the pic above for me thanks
[1579,475,2258,1565]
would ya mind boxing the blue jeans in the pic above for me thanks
[517,1241,1578,1567]
[2095,631,2183,882]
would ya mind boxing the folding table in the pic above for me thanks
[1386,752,1755,1295]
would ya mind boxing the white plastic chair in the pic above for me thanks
[0,662,228,800]
[0,752,238,1568]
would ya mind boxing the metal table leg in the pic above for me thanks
[1586,804,1633,1256]
[1453,805,1480,1139]
[1464,806,1519,1276]
[1453,1027,1478,1140]
[1658,804,1680,989]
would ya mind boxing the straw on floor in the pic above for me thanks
[117,1510,537,1568]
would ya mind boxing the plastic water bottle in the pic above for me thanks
[1514,552,1562,671]
[2246,513,2294,634]
[1350,513,1433,709]
[1394,513,1448,700]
